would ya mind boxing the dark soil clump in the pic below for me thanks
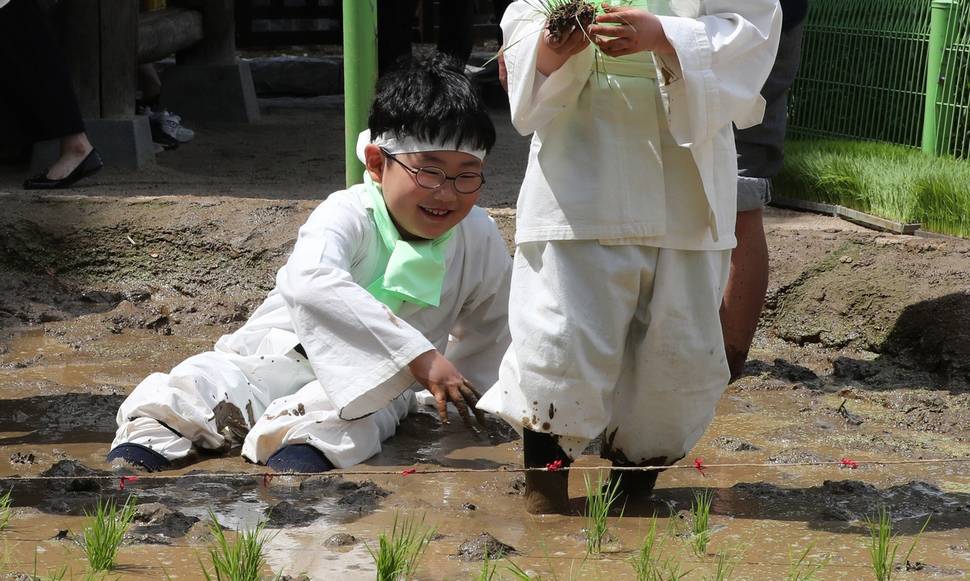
[547,0,597,43]
[457,532,517,561]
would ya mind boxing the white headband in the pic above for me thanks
[356,129,487,163]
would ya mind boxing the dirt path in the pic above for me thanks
[0,101,967,579]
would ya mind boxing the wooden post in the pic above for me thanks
[99,0,138,119]
[174,0,237,65]
[60,0,101,118]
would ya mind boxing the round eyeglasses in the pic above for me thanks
[381,148,485,194]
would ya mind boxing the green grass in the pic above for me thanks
[689,489,715,557]
[776,139,970,238]
[583,472,624,556]
[866,507,930,581]
[80,496,137,572]
[785,543,828,581]
[0,489,11,531]
[367,513,436,581]
[200,512,278,581]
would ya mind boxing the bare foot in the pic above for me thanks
[46,133,93,180]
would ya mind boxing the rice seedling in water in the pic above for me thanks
[367,513,436,581]
[630,516,692,580]
[689,488,714,557]
[0,489,12,530]
[505,556,587,581]
[81,495,137,571]
[704,550,737,581]
[866,506,930,581]
[785,543,828,581]
[477,549,499,581]
[583,471,624,556]
[200,512,278,581]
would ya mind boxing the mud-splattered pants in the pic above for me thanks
[112,345,418,469]
[478,241,731,465]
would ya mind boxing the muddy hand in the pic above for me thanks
[408,349,481,430]
[461,379,488,428]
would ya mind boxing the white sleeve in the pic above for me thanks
[277,196,434,420]
[502,1,594,135]
[656,0,782,146]
[444,221,512,392]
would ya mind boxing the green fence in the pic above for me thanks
[789,0,970,159]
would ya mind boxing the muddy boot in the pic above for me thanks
[602,452,668,503]
[523,429,571,515]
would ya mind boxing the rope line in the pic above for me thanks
[1,457,966,489]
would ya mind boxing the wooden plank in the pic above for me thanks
[772,196,921,235]
[61,0,101,118]
[99,0,137,119]
[138,8,204,64]
[837,206,921,235]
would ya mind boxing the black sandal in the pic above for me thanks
[24,148,104,190]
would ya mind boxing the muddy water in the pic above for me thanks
[0,324,968,579]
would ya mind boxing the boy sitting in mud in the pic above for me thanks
[107,53,511,473]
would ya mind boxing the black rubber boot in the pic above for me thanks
[523,429,572,515]
[106,443,171,472]
[266,444,334,474]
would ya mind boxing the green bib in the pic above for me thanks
[363,174,455,313]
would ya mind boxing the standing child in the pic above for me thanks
[107,53,511,473]
[478,0,781,513]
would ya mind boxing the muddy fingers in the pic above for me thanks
[461,380,487,427]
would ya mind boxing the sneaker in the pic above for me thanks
[150,109,195,143]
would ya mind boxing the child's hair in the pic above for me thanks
[368,52,496,154]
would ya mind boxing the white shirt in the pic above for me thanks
[215,185,512,420]
[502,0,782,249]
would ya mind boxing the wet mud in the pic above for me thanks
[0,196,967,578]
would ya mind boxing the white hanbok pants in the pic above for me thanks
[478,240,731,465]
[112,345,417,469]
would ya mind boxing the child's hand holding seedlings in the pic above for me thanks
[589,4,675,57]
[536,21,591,76]
[409,350,486,428]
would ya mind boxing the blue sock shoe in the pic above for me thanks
[266,444,334,473]
[106,443,171,472]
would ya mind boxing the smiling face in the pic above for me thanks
[364,144,483,240]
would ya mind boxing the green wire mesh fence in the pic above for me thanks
[788,0,970,159]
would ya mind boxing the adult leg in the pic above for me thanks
[723,22,805,380]
[720,205,769,382]
[0,0,100,184]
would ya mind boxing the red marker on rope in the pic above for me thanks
[118,476,139,490]
[262,473,275,487]
[545,459,564,472]
[839,457,859,469]
[694,458,707,477]
[401,468,417,476]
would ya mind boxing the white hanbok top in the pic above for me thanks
[215,185,512,420]
[502,0,782,249]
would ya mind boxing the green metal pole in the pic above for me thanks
[343,0,378,187]
[922,0,955,155]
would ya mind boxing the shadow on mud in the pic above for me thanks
[833,293,970,393]
[613,479,970,535]
[0,393,123,445]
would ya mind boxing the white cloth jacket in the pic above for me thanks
[501,0,782,247]
[217,185,512,421]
